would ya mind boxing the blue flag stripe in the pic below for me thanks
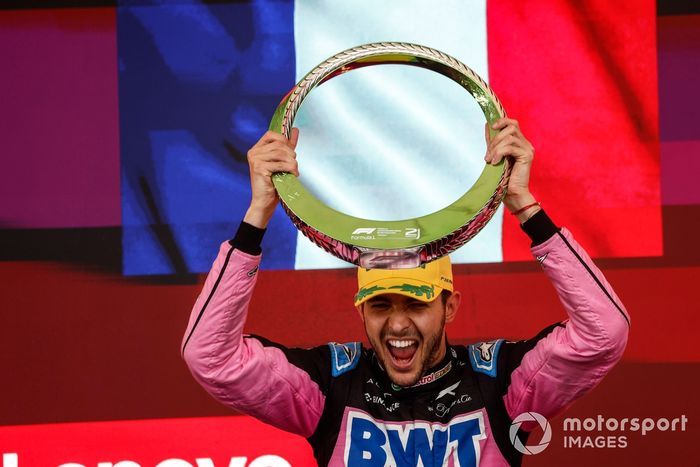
[118,1,298,275]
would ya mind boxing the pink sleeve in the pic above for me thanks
[181,243,325,437]
[504,228,630,422]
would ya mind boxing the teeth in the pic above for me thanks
[388,340,416,348]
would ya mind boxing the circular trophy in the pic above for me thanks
[269,42,510,269]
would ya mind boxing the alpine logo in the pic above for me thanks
[329,342,361,377]
[468,340,504,378]
[343,410,486,466]
[340,343,357,362]
[475,342,495,362]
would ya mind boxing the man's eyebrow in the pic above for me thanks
[367,296,391,304]
[403,298,428,307]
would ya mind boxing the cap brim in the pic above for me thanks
[354,278,444,306]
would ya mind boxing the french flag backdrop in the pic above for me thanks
[1,1,698,466]
[116,0,662,274]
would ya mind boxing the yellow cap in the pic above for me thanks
[354,256,454,306]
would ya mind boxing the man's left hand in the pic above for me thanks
[484,117,540,222]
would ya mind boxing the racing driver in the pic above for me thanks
[182,118,630,466]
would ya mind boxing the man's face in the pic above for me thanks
[358,292,460,387]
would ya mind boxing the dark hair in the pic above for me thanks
[440,290,452,306]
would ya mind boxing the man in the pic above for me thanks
[182,118,630,466]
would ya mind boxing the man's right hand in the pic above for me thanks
[243,128,299,228]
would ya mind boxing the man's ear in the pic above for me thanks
[356,304,365,323]
[445,291,461,324]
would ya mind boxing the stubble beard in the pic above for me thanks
[370,312,447,388]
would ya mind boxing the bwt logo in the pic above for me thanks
[509,412,552,455]
[344,411,486,466]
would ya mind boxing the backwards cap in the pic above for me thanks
[354,255,453,306]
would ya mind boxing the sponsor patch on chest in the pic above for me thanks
[341,410,487,466]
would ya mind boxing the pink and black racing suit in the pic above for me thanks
[182,210,630,466]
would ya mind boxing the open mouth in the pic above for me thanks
[386,339,419,369]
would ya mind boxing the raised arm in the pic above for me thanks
[181,129,327,437]
[501,213,630,420]
[482,117,629,421]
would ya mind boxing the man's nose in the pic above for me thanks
[386,308,411,333]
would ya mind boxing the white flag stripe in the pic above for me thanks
[293,0,502,269]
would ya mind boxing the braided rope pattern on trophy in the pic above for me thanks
[283,204,360,264]
[280,42,506,138]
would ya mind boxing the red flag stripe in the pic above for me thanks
[487,0,662,260]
